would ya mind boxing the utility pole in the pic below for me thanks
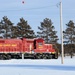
[60,0,64,64]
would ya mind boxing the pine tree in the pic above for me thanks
[0,16,13,38]
[11,26,18,38]
[37,18,58,44]
[64,20,75,44]
[17,18,36,38]
[64,20,75,58]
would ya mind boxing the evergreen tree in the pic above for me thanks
[64,20,75,58]
[64,20,75,44]
[0,16,13,38]
[37,18,58,44]
[17,18,36,38]
[11,26,18,38]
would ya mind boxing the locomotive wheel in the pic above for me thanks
[42,54,48,59]
[42,55,47,59]
[0,55,4,60]
[37,55,42,59]
[7,55,11,59]
[48,55,53,59]
[36,54,42,59]
[42,54,52,59]
[0,54,8,60]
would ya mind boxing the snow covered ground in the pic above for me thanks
[0,57,75,75]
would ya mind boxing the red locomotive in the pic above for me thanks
[0,38,58,59]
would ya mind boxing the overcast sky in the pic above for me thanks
[0,0,75,41]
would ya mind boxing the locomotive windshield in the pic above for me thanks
[38,42,43,46]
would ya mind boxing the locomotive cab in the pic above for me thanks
[34,38,44,50]
[33,38,58,59]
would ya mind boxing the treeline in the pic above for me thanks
[0,16,36,39]
[0,16,75,57]
[56,44,75,58]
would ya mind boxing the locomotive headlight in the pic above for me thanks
[52,52,55,54]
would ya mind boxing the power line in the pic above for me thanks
[0,5,56,12]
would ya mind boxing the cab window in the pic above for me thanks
[38,42,43,46]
